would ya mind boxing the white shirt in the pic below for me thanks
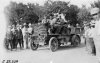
[50,18,57,25]
[84,28,90,38]
[28,27,33,34]
[88,28,95,38]
[94,20,100,36]
[42,19,47,24]
[22,27,28,36]
[60,14,66,22]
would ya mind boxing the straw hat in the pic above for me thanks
[23,23,26,26]
[90,7,100,15]
[28,23,31,26]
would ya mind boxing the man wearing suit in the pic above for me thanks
[11,24,17,49]
[6,26,13,50]
[16,24,23,49]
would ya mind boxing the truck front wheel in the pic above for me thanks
[49,37,58,52]
[31,41,38,50]
[71,35,80,46]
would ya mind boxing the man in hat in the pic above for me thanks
[22,23,28,49]
[6,25,13,50]
[16,24,23,49]
[84,24,90,45]
[86,23,96,55]
[90,7,100,62]
[59,13,67,22]
[27,23,33,48]
[11,24,18,49]
[19,25,24,48]
[42,16,47,24]
[49,15,55,26]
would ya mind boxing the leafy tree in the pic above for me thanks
[65,5,79,26]
[4,2,39,25]
[77,5,91,26]
[4,2,18,25]
[4,0,83,26]
[91,0,100,8]
[44,0,69,14]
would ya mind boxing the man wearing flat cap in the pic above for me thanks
[22,23,28,49]
[90,7,100,62]
[16,24,23,49]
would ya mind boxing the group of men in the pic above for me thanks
[5,23,33,50]
[84,7,100,63]
[42,12,67,26]
[5,7,100,62]
[41,12,68,34]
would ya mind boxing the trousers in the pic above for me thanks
[23,34,28,49]
[93,36,100,61]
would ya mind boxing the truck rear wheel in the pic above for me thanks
[71,35,80,46]
[49,37,58,52]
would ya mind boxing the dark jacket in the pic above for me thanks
[17,29,23,39]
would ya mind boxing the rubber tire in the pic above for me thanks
[49,37,58,52]
[30,41,38,50]
[71,35,80,46]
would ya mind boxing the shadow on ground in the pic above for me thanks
[57,43,85,51]
[5,43,86,52]
[37,43,86,52]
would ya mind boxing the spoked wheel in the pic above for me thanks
[71,35,80,46]
[49,37,58,52]
[31,41,38,50]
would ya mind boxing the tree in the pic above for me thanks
[91,0,100,8]
[4,2,39,25]
[4,2,18,25]
[4,1,83,26]
[65,5,79,26]
[77,5,91,26]
[44,0,69,14]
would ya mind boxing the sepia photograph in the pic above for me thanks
[0,0,100,63]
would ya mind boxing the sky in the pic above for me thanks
[2,0,98,8]
[0,0,98,8]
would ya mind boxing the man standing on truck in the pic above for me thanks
[42,16,47,24]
